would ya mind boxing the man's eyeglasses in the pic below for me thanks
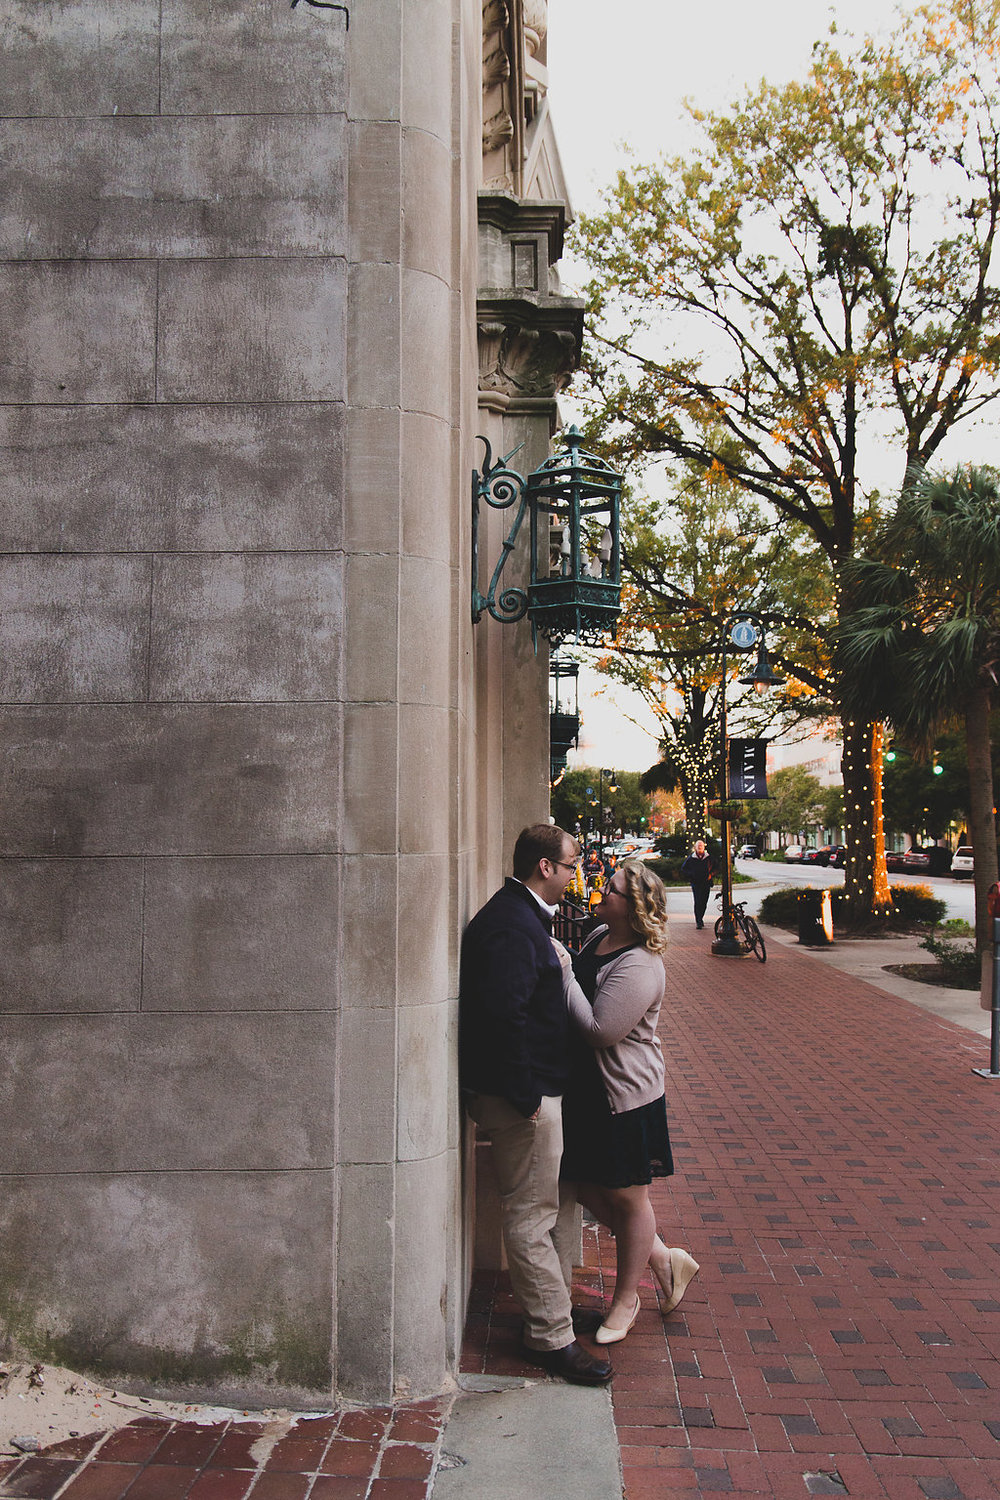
[552,859,580,872]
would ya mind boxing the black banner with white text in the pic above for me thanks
[727,739,769,799]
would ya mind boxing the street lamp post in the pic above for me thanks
[712,617,784,957]
[597,768,618,854]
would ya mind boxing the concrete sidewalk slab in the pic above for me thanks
[432,1379,621,1500]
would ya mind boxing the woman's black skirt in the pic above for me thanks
[560,1053,674,1189]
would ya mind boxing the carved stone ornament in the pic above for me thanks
[483,109,515,153]
[482,0,514,157]
[477,310,580,399]
[482,42,510,87]
[482,0,509,32]
[522,0,547,55]
[477,321,508,387]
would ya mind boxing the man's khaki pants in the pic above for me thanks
[466,1091,577,1351]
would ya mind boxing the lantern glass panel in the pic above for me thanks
[526,428,622,648]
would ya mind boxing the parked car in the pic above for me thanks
[783,844,804,862]
[927,846,953,875]
[951,846,975,878]
[903,844,952,875]
[803,844,847,868]
[737,844,759,858]
[885,849,908,872]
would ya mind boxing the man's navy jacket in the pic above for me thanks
[681,852,713,885]
[459,878,569,1118]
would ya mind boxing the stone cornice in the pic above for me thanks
[477,291,584,400]
[477,191,567,264]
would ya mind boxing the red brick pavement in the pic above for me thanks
[0,1401,452,1500]
[462,919,1000,1500]
[6,921,999,1500]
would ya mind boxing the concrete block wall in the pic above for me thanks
[0,0,480,1406]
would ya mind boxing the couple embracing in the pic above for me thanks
[459,823,699,1385]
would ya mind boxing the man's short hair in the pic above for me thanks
[512,823,578,880]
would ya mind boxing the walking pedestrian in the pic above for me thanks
[681,838,714,929]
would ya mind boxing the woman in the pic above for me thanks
[558,859,699,1343]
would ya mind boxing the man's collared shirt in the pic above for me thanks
[513,877,559,921]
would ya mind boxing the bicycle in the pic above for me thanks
[713,893,767,962]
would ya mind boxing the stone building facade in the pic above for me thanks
[0,0,581,1404]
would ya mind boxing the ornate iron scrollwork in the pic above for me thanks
[472,428,623,647]
[471,437,529,625]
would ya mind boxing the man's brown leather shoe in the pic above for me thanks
[521,1339,612,1385]
[570,1306,606,1337]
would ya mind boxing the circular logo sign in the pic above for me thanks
[730,619,758,649]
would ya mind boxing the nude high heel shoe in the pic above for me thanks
[659,1248,700,1313]
[594,1293,641,1345]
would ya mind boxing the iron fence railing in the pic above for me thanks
[553,897,591,953]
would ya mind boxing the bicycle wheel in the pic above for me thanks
[715,906,741,941]
[738,912,767,963]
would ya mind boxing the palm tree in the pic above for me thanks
[837,466,1000,977]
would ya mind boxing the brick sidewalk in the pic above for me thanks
[5,921,998,1500]
[464,919,1000,1499]
[0,1401,452,1500]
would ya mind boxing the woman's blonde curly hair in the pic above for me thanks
[619,858,669,953]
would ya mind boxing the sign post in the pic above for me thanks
[972,914,1000,1080]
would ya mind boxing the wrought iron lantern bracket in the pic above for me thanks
[471,426,623,649]
[471,438,530,626]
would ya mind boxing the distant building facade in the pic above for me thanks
[767,731,843,789]
[0,0,580,1405]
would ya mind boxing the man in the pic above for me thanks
[459,824,612,1386]
[681,838,714,929]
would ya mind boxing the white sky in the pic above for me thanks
[544,0,975,772]
[546,0,918,224]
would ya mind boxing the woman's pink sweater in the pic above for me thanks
[563,931,666,1114]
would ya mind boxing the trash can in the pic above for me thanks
[798,888,833,946]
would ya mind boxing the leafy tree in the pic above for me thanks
[550,767,652,841]
[882,733,969,845]
[818,783,845,834]
[596,464,831,838]
[837,464,1000,967]
[754,765,827,843]
[574,0,1000,919]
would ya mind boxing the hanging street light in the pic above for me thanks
[549,655,581,785]
[713,615,785,958]
[471,426,623,650]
